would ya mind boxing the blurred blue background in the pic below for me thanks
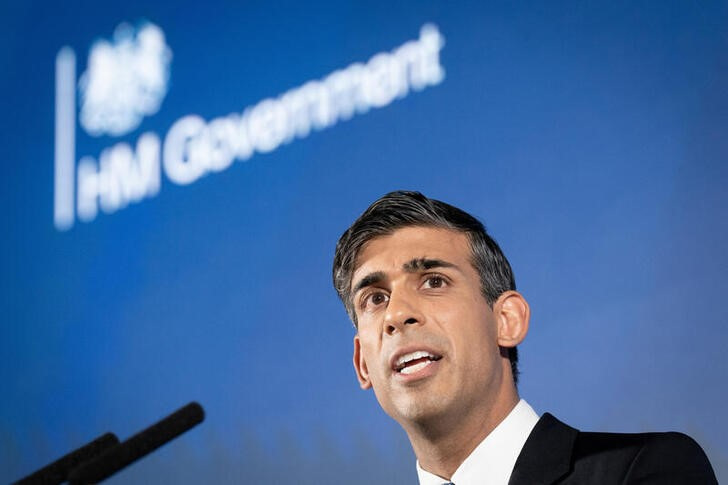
[1,1,727,482]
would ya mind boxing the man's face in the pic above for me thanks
[351,226,509,428]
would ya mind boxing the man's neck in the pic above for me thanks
[406,389,520,480]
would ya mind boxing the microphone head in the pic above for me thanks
[68,402,205,484]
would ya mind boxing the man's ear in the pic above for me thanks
[353,335,372,389]
[494,291,530,348]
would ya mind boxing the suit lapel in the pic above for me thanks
[508,413,578,485]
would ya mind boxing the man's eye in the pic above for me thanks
[363,291,389,309]
[422,275,446,289]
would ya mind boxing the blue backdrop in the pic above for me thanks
[2,1,727,482]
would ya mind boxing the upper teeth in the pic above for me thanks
[396,350,435,367]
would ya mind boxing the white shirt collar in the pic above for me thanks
[416,399,540,485]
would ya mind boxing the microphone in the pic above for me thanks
[68,402,205,484]
[12,432,120,485]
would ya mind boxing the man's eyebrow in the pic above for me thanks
[352,259,459,294]
[403,258,458,272]
[352,271,386,294]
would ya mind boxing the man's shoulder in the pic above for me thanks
[576,427,705,453]
[509,413,717,484]
[575,426,704,457]
[573,428,716,483]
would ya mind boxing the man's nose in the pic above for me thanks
[383,288,423,335]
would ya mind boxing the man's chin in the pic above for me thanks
[386,394,454,428]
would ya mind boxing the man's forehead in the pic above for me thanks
[351,226,471,282]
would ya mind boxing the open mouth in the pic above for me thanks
[393,350,443,375]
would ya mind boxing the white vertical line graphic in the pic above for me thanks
[54,47,76,231]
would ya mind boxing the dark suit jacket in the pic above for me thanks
[508,413,717,485]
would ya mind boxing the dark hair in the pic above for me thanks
[332,190,520,384]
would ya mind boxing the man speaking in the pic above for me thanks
[332,191,716,484]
